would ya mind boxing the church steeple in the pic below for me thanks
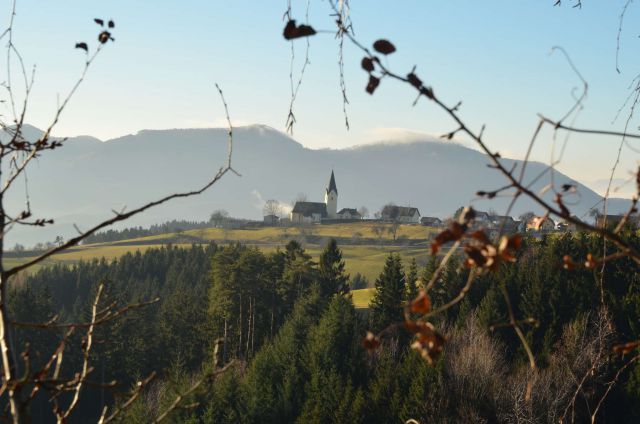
[326,170,338,195]
[324,170,338,218]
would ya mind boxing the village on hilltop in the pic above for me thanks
[260,170,603,235]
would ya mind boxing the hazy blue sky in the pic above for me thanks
[4,1,640,191]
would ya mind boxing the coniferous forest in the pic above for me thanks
[7,230,640,423]
[2,0,640,422]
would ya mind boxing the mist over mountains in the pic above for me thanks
[4,124,630,246]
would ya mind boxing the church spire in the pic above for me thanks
[326,170,338,195]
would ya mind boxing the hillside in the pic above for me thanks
[4,124,630,246]
[3,221,439,294]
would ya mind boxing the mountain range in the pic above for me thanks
[3,124,630,246]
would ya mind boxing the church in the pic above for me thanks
[290,171,361,224]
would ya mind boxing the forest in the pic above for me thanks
[1,2,639,422]
[7,229,640,422]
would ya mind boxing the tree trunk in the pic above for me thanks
[245,296,252,357]
[251,298,256,355]
[238,293,243,358]
[223,318,228,363]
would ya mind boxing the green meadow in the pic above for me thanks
[7,222,440,309]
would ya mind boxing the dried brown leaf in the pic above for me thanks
[373,39,396,55]
[361,57,374,72]
[613,341,640,354]
[362,331,380,350]
[410,289,431,314]
[283,20,316,40]
[407,72,422,88]
[366,75,380,94]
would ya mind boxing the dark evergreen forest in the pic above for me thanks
[9,232,640,422]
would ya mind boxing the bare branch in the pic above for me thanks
[56,283,104,421]
[12,296,160,329]
[151,361,236,423]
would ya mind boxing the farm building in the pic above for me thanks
[337,208,361,220]
[421,216,442,227]
[381,205,421,223]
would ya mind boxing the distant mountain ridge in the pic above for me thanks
[3,124,630,246]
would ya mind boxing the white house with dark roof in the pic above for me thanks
[337,208,361,220]
[421,216,443,227]
[381,205,421,223]
[290,202,327,223]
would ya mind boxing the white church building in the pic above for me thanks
[290,171,360,224]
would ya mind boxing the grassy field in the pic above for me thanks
[91,221,438,246]
[67,222,439,281]
[6,222,441,308]
[351,287,375,309]
[6,243,432,282]
[47,243,431,281]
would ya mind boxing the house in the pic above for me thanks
[489,215,518,232]
[337,208,361,220]
[420,217,443,227]
[526,216,555,232]
[381,205,421,224]
[557,216,580,232]
[290,171,338,224]
[290,202,327,224]
[595,214,638,229]
[474,211,492,225]
[263,214,280,225]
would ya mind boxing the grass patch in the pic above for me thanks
[104,222,438,246]
[351,287,375,309]
[14,223,445,286]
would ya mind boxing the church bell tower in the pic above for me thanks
[325,170,338,218]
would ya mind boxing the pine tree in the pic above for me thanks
[279,241,316,315]
[299,296,364,423]
[421,254,438,288]
[243,288,325,423]
[369,254,406,332]
[405,257,419,302]
[318,238,350,298]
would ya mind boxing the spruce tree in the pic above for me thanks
[318,238,350,298]
[299,296,363,423]
[405,257,419,302]
[280,242,316,315]
[369,253,406,332]
[421,255,438,286]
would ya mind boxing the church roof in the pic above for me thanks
[326,170,338,195]
[292,201,328,217]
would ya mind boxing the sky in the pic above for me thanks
[3,0,640,194]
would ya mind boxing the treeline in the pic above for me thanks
[8,232,640,422]
[82,219,213,244]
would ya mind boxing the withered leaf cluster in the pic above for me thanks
[431,207,522,272]
[613,341,640,355]
[360,39,395,95]
[363,288,446,365]
[406,320,446,365]
[75,18,115,53]
[563,253,598,270]
[283,20,316,40]
[362,331,380,350]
